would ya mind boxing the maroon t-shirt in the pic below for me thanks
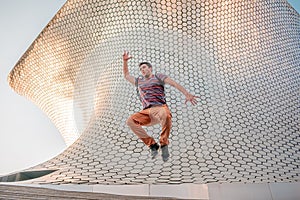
[136,73,168,109]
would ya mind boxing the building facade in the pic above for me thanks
[6,0,299,191]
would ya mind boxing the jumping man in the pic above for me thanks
[123,51,198,161]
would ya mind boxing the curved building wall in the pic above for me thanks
[8,0,299,184]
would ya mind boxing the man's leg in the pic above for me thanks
[150,105,172,161]
[149,105,172,146]
[126,109,156,147]
[127,109,160,159]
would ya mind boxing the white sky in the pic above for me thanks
[0,0,299,176]
[0,0,67,175]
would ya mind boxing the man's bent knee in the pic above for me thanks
[126,117,134,127]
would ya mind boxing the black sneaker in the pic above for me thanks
[150,143,159,159]
[161,145,170,162]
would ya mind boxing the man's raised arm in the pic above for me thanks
[123,51,135,85]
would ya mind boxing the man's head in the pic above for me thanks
[139,62,153,78]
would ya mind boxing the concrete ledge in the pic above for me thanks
[150,184,208,199]
[269,182,300,200]
[40,183,209,199]
[93,184,150,196]
[1,182,208,199]
[2,182,299,200]
[208,182,300,200]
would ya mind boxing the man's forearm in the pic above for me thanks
[122,51,135,84]
[122,60,135,84]
[123,60,129,77]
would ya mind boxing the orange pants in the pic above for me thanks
[126,104,172,147]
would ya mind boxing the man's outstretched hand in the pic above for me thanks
[185,93,199,106]
[123,51,132,61]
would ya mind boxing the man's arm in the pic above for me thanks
[164,77,199,105]
[123,51,135,85]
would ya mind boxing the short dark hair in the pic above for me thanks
[139,62,152,68]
